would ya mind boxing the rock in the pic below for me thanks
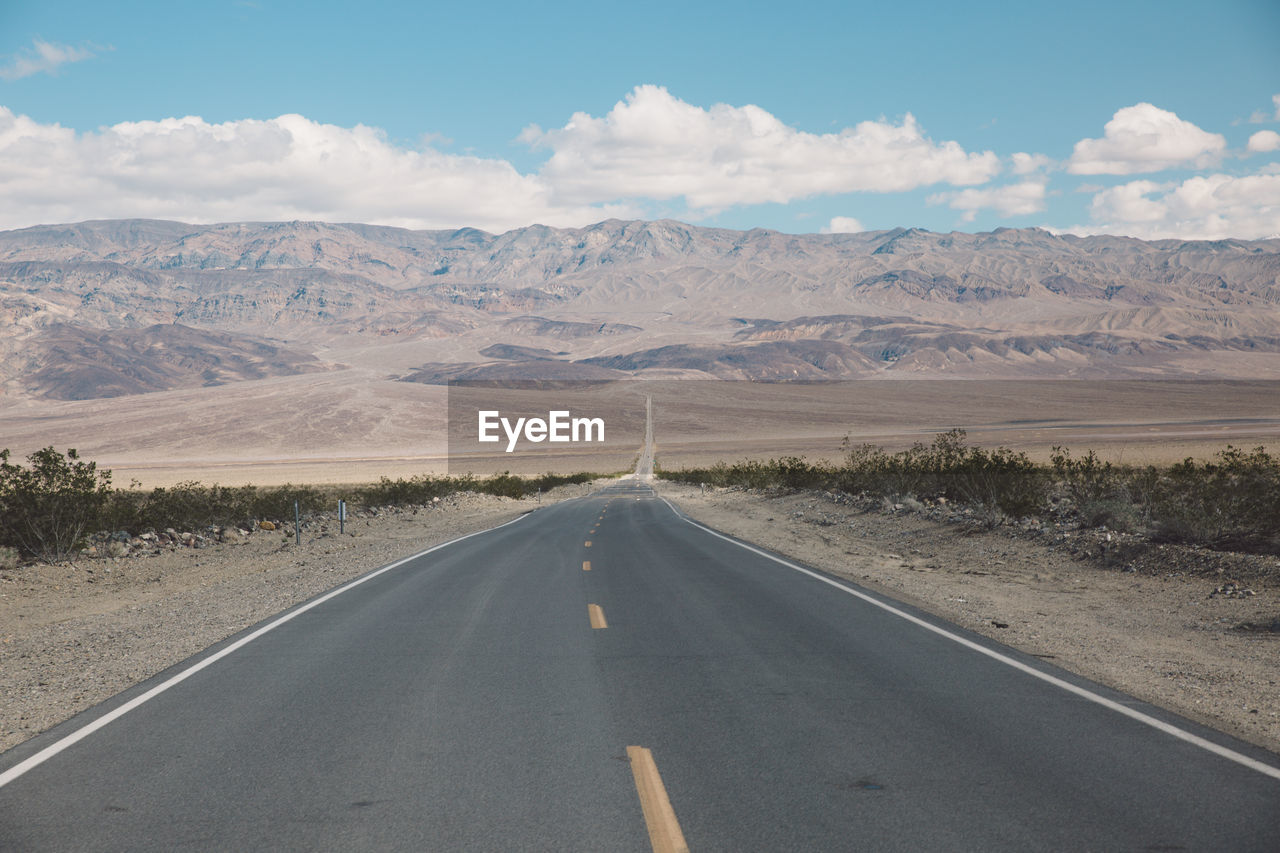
[1210,581,1255,598]
[258,520,276,531]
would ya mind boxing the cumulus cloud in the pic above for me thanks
[1247,130,1280,153]
[1011,152,1053,175]
[1,39,95,81]
[1068,103,1225,175]
[926,181,1047,222]
[522,85,1001,211]
[1247,94,1280,124]
[1082,171,1280,240]
[0,107,633,232]
[821,216,864,234]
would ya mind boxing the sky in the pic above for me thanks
[0,0,1277,239]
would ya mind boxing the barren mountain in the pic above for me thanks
[20,323,330,400]
[2,217,1279,402]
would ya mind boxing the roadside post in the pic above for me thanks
[294,501,301,546]
[339,500,346,534]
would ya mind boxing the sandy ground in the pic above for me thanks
[3,378,1279,486]
[657,482,1280,756]
[3,477,1278,763]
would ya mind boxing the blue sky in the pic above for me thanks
[1,0,1277,237]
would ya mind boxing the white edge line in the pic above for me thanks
[0,511,531,789]
[660,496,1280,783]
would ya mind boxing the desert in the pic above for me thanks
[3,219,1279,485]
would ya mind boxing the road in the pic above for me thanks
[2,482,1279,850]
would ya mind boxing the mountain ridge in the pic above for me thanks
[2,218,1279,399]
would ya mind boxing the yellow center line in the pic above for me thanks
[584,540,592,547]
[627,746,689,853]
[588,604,607,629]
[582,560,591,571]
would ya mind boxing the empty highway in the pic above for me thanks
[2,481,1278,850]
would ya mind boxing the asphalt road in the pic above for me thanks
[2,481,1279,851]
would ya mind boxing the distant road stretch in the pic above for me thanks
[2,481,1278,850]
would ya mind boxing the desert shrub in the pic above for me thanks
[662,437,1278,552]
[354,471,601,506]
[0,447,113,561]
[1147,446,1280,553]
[103,481,327,533]
[680,457,833,491]
[657,459,768,489]
[1076,498,1144,531]
[1050,447,1141,530]
[767,456,829,490]
[246,484,327,523]
[938,443,1046,522]
[655,462,722,486]
[529,471,595,491]
[839,438,932,497]
[839,429,1045,519]
[479,472,527,498]
[355,474,466,507]
[1051,447,1120,506]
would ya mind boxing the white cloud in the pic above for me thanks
[522,85,1001,211]
[1252,94,1280,123]
[0,39,95,81]
[1247,130,1280,153]
[0,107,633,232]
[1011,152,1052,175]
[1067,103,1226,175]
[821,216,864,234]
[926,181,1047,222]
[1082,171,1280,240]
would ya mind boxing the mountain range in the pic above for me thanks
[3,218,1279,402]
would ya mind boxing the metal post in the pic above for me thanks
[339,499,345,535]
[294,500,301,546]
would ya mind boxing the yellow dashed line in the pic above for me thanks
[582,560,591,571]
[627,746,689,853]
[588,604,607,629]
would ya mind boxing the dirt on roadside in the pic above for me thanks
[657,481,1280,756]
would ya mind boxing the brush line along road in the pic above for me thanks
[2,482,1278,850]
